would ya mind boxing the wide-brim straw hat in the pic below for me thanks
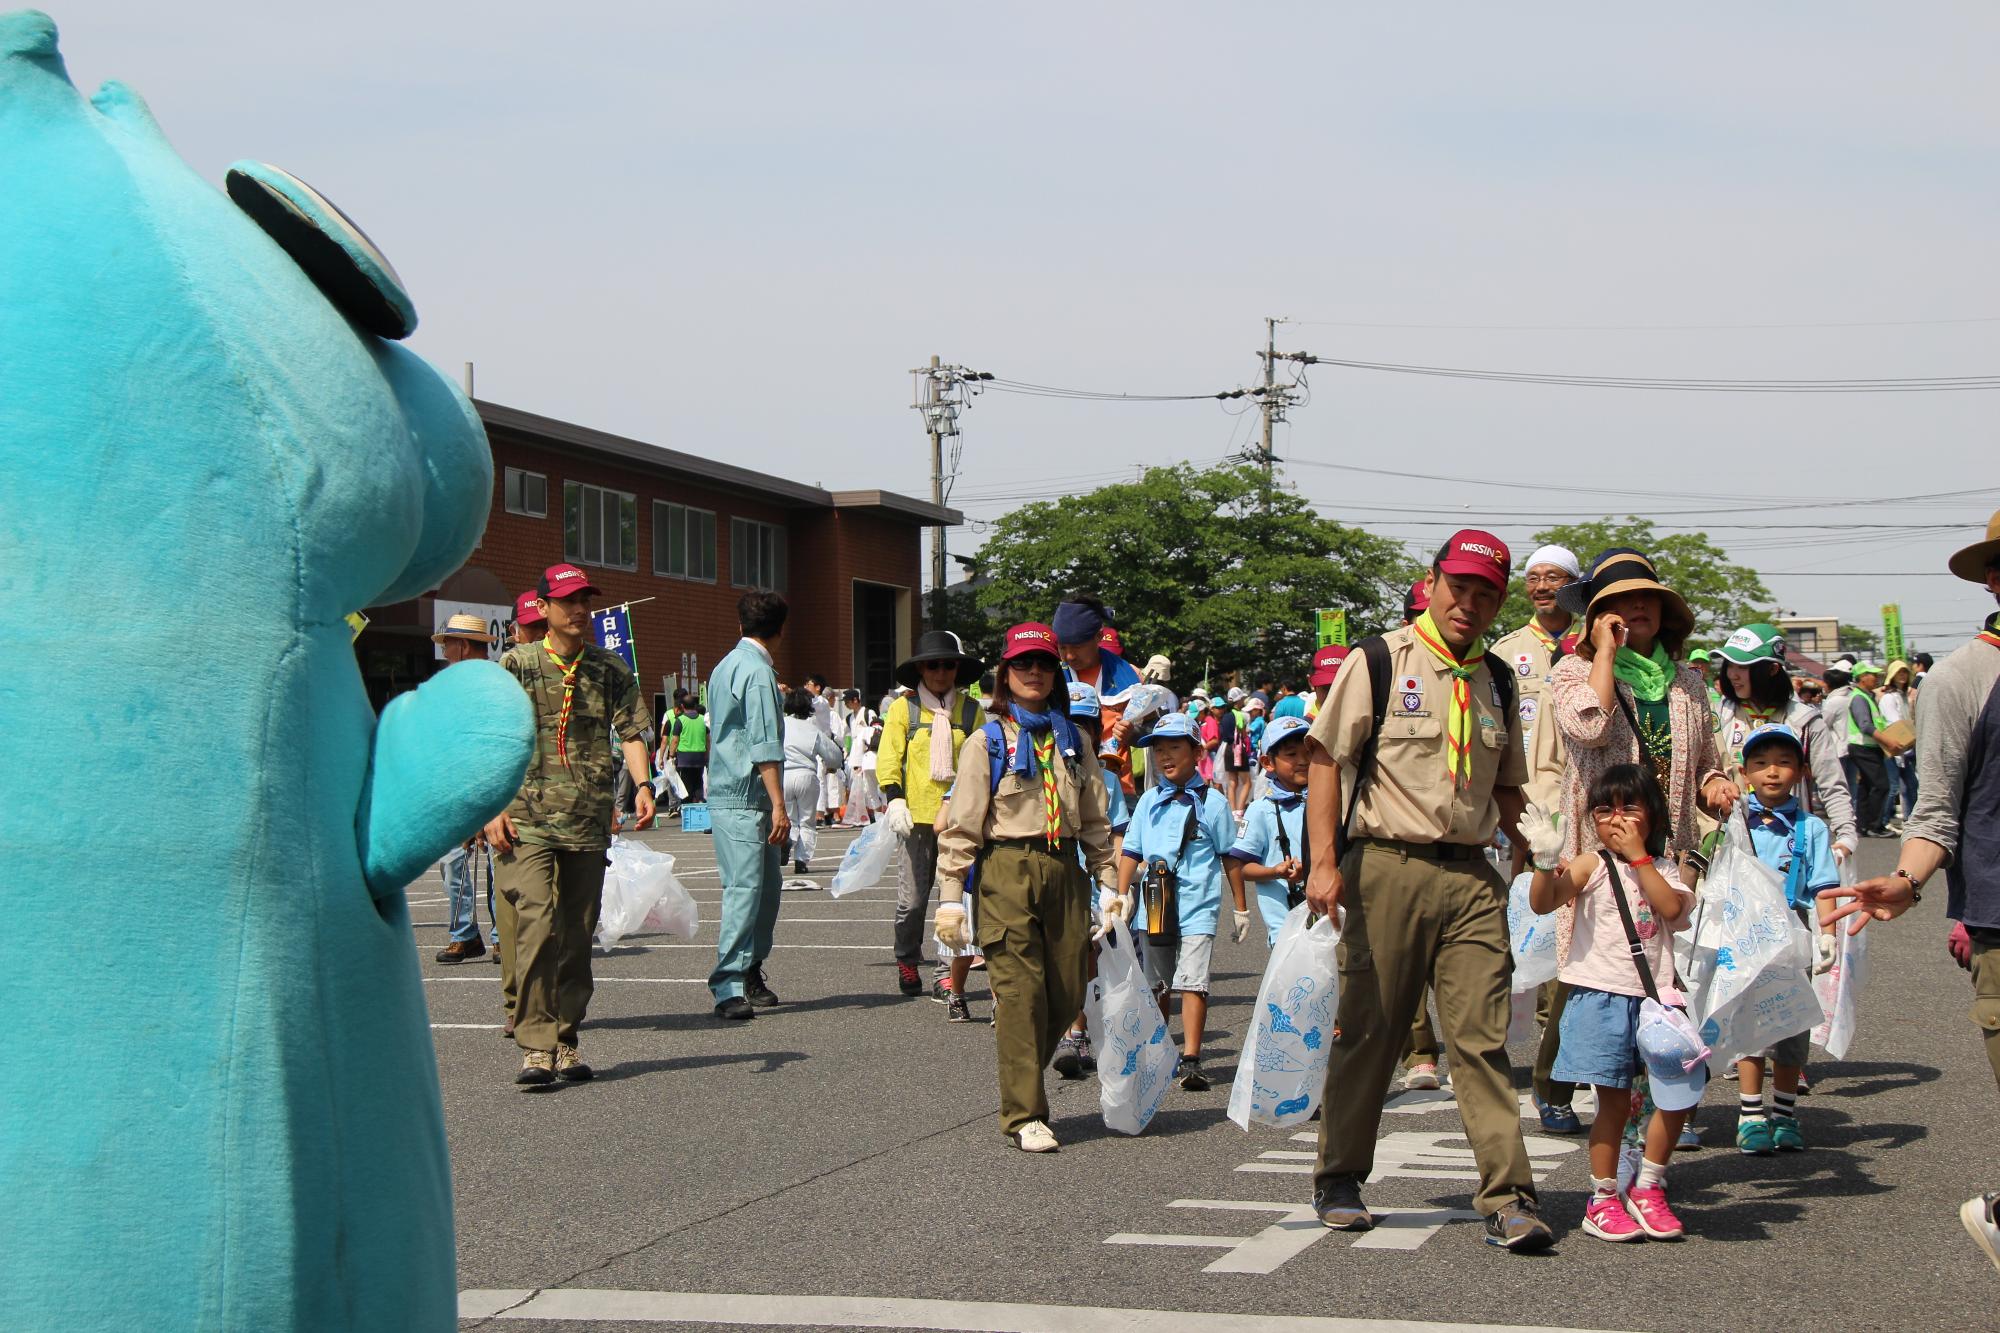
[432,612,497,645]
[1949,509,2000,583]
[894,629,984,689]
[1556,548,1695,648]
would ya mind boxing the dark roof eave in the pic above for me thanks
[828,489,962,527]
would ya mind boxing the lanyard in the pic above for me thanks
[545,643,584,769]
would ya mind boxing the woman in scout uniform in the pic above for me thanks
[1713,621,1857,860]
[878,630,986,1005]
[933,623,1118,1153]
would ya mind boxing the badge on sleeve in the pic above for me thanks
[1520,697,1539,724]
[1398,675,1423,714]
[1515,652,1534,678]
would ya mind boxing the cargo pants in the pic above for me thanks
[976,842,1092,1135]
[493,843,607,1053]
[1315,839,1537,1217]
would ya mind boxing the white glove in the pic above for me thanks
[1094,894,1133,942]
[935,901,968,952]
[1231,909,1253,945]
[1814,930,1838,975]
[1518,802,1564,871]
[885,798,914,838]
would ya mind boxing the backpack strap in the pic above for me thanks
[1335,635,1395,862]
[1483,651,1516,719]
[983,720,1009,797]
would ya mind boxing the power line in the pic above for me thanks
[1294,355,2000,393]
[1287,315,2000,332]
[983,377,1249,403]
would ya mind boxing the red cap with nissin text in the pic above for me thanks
[1311,644,1350,688]
[1000,622,1060,661]
[514,589,546,626]
[1433,530,1511,590]
[538,563,600,600]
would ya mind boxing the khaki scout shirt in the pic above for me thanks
[1491,621,1568,811]
[934,720,1117,892]
[1307,624,1528,846]
[500,640,644,851]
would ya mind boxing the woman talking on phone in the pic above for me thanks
[1543,550,1739,1144]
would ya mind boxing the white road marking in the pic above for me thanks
[426,976,707,984]
[1236,1131,1579,1183]
[432,1023,502,1030]
[456,1288,1626,1331]
[1380,1088,1598,1121]
[1105,1200,1487,1272]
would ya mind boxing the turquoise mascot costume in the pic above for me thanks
[0,11,535,1328]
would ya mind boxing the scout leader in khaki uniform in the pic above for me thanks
[1488,543,1585,1136]
[1302,530,1554,1253]
[485,563,652,1088]
[934,622,1117,1154]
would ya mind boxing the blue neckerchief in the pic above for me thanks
[1748,794,1808,902]
[1007,704,1081,779]
[1266,779,1307,810]
[1156,777,1207,805]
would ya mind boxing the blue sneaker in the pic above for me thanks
[1772,1116,1805,1152]
[1534,1097,1583,1135]
[1676,1123,1703,1152]
[1737,1117,1776,1156]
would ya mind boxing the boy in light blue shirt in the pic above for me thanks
[1116,711,1240,1091]
[1227,714,1312,947]
[1735,723,1841,1155]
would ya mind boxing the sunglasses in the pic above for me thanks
[919,660,957,672]
[1009,654,1059,671]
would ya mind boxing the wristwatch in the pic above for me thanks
[1893,867,1923,904]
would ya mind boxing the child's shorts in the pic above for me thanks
[1141,932,1214,995]
[1550,985,1646,1089]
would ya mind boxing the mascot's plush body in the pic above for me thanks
[0,11,533,1328]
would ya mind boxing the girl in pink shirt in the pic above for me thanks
[1528,764,1696,1244]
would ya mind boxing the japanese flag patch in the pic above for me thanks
[1515,652,1534,678]
[1399,675,1423,713]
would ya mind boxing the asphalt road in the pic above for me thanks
[413,822,1997,1333]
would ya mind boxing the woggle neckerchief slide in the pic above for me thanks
[0,10,534,1329]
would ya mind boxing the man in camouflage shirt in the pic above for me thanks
[485,564,653,1087]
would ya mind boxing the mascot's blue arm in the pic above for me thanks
[357,660,533,899]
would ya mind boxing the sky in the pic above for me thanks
[53,2,2000,653]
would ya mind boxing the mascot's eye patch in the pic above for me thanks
[225,161,417,340]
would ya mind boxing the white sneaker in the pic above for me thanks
[1012,1120,1059,1153]
[1402,1063,1441,1092]
[1962,1193,2000,1273]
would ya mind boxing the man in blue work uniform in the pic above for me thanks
[706,591,792,1020]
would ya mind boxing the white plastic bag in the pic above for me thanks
[1085,922,1178,1135]
[639,857,699,938]
[654,765,688,801]
[1507,872,1559,993]
[1673,810,1823,1070]
[829,819,896,897]
[1228,903,1340,1130]
[597,837,691,945]
[1811,853,1868,1059]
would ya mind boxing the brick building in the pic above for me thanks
[353,400,958,729]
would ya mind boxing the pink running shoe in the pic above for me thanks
[1624,1185,1685,1240]
[1582,1194,1643,1242]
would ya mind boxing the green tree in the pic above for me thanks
[971,463,1412,691]
[1837,623,1883,659]
[1492,518,1776,649]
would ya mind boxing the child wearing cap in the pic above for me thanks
[1226,714,1312,947]
[1053,681,1129,1078]
[1305,644,1347,720]
[1524,764,1700,1242]
[1734,723,1841,1155]
[1115,711,1239,1091]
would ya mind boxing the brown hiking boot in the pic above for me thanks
[554,1043,593,1082]
[435,937,486,964]
[515,1049,555,1088]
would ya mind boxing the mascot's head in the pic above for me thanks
[0,7,489,639]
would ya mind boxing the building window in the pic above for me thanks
[1784,627,1815,652]
[504,467,548,517]
[653,501,717,582]
[563,481,637,570]
[730,517,788,591]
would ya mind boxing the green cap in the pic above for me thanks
[1851,661,1884,677]
[1716,623,1784,666]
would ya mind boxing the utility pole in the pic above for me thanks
[909,358,990,629]
[1259,317,1277,499]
